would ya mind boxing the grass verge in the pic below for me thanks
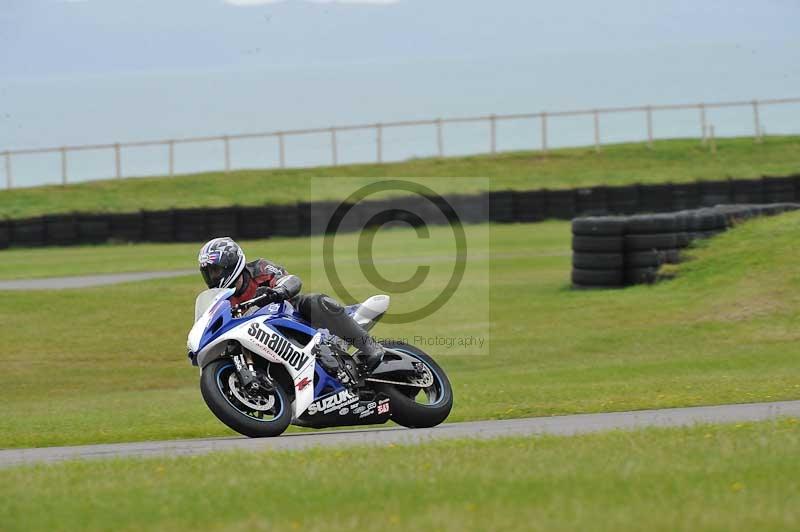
[1,419,799,531]
[0,212,799,448]
[1,136,798,219]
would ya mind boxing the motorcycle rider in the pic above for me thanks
[197,236,384,373]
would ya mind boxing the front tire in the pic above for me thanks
[376,342,453,428]
[200,358,292,438]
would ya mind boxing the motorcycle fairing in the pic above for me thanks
[191,296,319,417]
[294,394,391,429]
[189,289,396,421]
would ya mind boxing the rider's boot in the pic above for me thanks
[324,308,384,374]
[350,332,385,374]
[308,295,384,375]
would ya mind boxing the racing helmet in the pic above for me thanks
[198,237,246,289]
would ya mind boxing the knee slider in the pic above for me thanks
[319,294,344,315]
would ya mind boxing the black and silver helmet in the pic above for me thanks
[198,237,246,289]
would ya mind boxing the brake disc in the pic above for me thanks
[408,364,435,387]
[228,374,276,411]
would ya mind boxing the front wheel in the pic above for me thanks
[376,342,453,428]
[200,358,292,438]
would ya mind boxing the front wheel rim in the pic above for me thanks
[215,362,284,423]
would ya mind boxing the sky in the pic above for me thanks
[1,1,798,185]
[3,0,798,79]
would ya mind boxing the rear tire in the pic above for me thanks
[376,342,453,429]
[200,358,292,438]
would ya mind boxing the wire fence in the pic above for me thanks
[3,96,799,190]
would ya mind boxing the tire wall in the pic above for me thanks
[1,174,799,249]
[571,203,800,288]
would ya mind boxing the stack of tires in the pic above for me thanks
[623,213,687,284]
[571,203,800,289]
[687,208,728,240]
[571,217,626,288]
[752,203,800,216]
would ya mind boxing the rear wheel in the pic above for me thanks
[376,342,453,428]
[200,358,292,438]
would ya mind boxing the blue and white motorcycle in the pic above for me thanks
[187,289,453,437]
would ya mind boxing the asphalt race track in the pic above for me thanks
[0,270,197,290]
[2,400,798,469]
[0,253,545,290]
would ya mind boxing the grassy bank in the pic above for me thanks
[0,211,798,448]
[1,420,799,531]
[1,136,798,219]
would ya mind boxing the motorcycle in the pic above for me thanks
[187,288,453,437]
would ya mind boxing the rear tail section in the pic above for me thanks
[348,295,390,331]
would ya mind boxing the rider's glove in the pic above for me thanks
[254,286,281,306]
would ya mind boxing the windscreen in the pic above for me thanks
[194,288,231,322]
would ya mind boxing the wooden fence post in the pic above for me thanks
[436,119,444,157]
[541,112,548,153]
[114,143,122,178]
[593,110,601,152]
[223,136,231,173]
[752,100,762,143]
[699,104,707,145]
[490,114,497,154]
[376,123,383,163]
[4,151,11,190]
[60,147,68,185]
[168,141,175,177]
[330,127,338,166]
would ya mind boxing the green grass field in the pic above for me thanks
[1,211,798,448]
[1,135,799,219]
[1,419,798,531]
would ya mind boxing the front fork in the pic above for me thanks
[231,347,262,391]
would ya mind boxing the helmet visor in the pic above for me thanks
[201,264,226,288]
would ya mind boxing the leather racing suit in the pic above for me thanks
[230,259,384,370]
